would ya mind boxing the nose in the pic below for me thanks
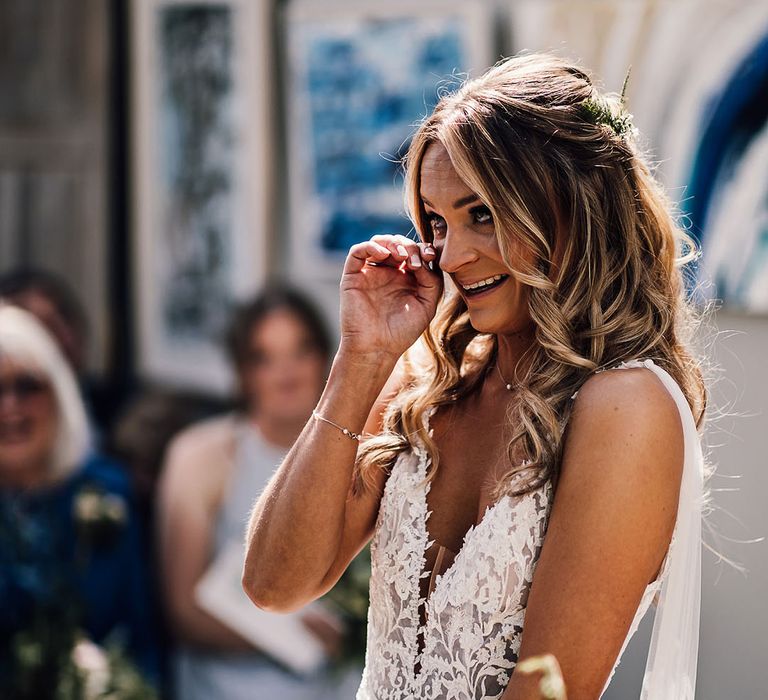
[436,226,479,274]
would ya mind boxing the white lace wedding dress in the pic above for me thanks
[356,358,704,699]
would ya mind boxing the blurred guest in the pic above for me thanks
[156,286,343,700]
[0,267,88,373]
[0,304,159,691]
[0,267,115,436]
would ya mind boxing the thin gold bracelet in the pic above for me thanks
[312,410,364,441]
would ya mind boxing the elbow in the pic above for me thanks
[164,601,202,646]
[241,565,311,614]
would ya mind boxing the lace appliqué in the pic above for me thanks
[357,358,677,699]
[357,405,553,700]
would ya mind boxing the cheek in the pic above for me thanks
[241,366,269,397]
[37,402,59,442]
[297,355,327,387]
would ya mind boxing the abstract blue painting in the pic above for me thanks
[687,29,768,312]
[287,3,492,277]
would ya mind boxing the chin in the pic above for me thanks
[272,404,314,423]
[465,310,508,334]
[0,452,46,478]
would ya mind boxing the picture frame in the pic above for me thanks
[284,0,495,282]
[131,0,272,393]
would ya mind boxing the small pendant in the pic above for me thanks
[506,383,512,391]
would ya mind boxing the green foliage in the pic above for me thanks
[8,624,158,700]
[579,65,635,139]
[8,605,84,700]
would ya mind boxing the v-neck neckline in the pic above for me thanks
[416,405,510,600]
[412,405,511,683]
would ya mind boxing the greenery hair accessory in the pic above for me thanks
[579,65,636,139]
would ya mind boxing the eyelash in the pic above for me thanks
[426,205,494,234]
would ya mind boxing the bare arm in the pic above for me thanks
[242,345,406,612]
[242,235,442,612]
[155,420,257,651]
[502,366,683,699]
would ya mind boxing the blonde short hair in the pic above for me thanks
[0,303,91,481]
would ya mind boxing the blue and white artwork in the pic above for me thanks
[286,3,492,277]
[687,28,768,312]
[158,4,235,341]
[134,0,270,392]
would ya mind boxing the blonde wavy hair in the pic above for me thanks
[352,51,712,502]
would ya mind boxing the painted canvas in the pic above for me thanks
[285,1,493,279]
[133,0,270,392]
[157,5,235,344]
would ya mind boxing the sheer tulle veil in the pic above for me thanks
[639,362,705,699]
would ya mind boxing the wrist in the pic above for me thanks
[336,341,400,374]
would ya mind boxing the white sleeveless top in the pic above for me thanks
[356,358,694,699]
[174,416,335,700]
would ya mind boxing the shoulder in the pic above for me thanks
[569,362,681,437]
[561,361,684,498]
[159,414,237,503]
[514,364,685,696]
[165,413,237,469]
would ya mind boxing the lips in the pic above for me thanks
[0,417,35,444]
[460,274,509,298]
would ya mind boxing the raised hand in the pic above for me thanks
[339,234,443,362]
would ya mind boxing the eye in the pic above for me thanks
[470,205,493,226]
[426,211,446,236]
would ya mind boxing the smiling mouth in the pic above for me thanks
[0,417,34,444]
[461,274,509,298]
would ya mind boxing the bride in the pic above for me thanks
[242,51,708,699]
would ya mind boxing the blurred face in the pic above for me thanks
[419,142,536,336]
[239,310,327,421]
[0,357,58,483]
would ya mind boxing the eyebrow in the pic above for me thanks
[420,193,480,210]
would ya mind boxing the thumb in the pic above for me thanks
[410,261,443,299]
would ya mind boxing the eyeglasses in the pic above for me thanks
[0,374,50,402]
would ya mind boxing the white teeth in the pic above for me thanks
[462,274,505,291]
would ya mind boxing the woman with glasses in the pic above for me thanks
[0,304,159,693]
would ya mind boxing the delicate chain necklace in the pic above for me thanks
[495,363,514,391]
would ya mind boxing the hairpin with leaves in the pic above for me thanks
[579,65,635,139]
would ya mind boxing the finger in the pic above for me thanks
[343,240,393,275]
[370,234,413,266]
[388,235,425,271]
[417,241,437,270]
[410,260,444,293]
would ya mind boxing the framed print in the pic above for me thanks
[284,0,495,281]
[132,0,272,392]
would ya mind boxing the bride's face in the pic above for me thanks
[419,142,536,336]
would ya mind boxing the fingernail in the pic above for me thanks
[424,245,435,255]
[397,245,408,257]
[410,253,421,267]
